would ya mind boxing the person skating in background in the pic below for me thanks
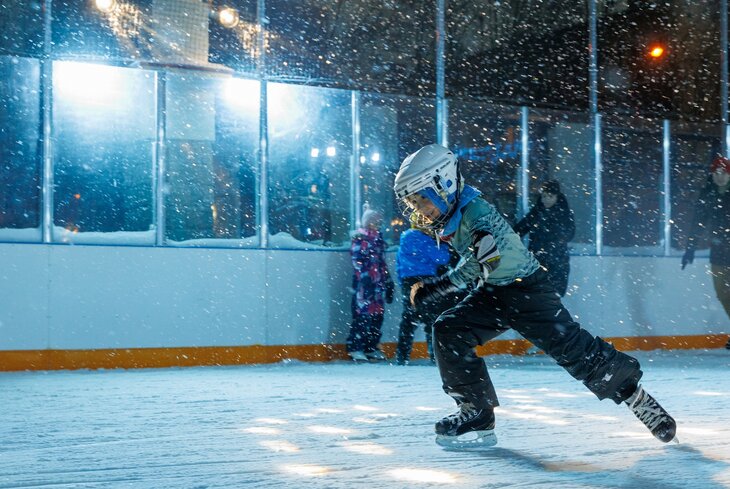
[347,203,394,362]
[514,179,575,297]
[394,143,676,449]
[682,155,730,350]
[395,222,453,365]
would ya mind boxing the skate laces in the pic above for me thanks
[629,387,666,432]
[445,403,478,426]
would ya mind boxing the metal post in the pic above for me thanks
[154,71,167,246]
[594,113,603,254]
[351,91,362,229]
[723,0,729,156]
[257,0,269,248]
[588,0,598,116]
[436,0,446,146]
[439,98,449,149]
[662,119,671,256]
[258,82,269,248]
[588,0,602,254]
[41,0,53,243]
[519,106,530,219]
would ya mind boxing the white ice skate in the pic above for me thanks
[435,429,498,451]
[349,351,368,362]
[365,349,387,362]
[434,402,497,450]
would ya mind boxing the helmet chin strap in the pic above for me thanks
[432,164,462,233]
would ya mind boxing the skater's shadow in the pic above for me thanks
[473,445,728,489]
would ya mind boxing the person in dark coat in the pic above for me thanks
[513,180,575,296]
[347,203,394,362]
[681,156,730,349]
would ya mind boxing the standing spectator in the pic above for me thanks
[514,180,575,297]
[682,156,730,349]
[347,203,394,362]
[395,224,451,365]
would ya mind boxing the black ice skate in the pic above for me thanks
[434,402,497,450]
[627,385,677,443]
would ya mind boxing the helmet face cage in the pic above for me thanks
[395,170,460,231]
[397,187,451,231]
[393,144,461,231]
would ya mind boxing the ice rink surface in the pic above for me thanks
[1,349,729,488]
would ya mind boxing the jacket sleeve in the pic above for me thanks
[447,213,502,287]
[513,206,537,237]
[351,235,369,275]
[558,207,576,243]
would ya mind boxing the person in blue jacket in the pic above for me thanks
[396,224,451,365]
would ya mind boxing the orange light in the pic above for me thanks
[649,46,665,58]
[74,193,81,200]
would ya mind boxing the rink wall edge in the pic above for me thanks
[0,334,726,371]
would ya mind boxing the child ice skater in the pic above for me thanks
[393,144,676,449]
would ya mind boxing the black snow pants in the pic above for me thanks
[432,268,642,409]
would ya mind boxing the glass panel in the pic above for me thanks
[598,3,720,121]
[528,109,594,251]
[53,61,155,244]
[671,121,722,253]
[446,3,588,108]
[0,56,41,240]
[51,0,154,61]
[602,115,663,253]
[207,0,258,74]
[165,74,259,245]
[265,0,435,94]
[0,1,45,57]
[267,83,351,248]
[448,99,522,223]
[360,94,436,246]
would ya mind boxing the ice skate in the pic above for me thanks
[349,351,368,362]
[365,349,387,362]
[627,385,677,443]
[434,402,497,450]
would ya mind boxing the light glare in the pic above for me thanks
[218,7,240,28]
[95,0,117,13]
[649,46,665,58]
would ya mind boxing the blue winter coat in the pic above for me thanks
[396,229,451,283]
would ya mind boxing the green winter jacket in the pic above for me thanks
[444,196,540,287]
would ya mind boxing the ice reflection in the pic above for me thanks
[281,464,330,477]
[389,468,459,483]
[259,440,300,452]
[341,442,393,455]
[307,425,352,435]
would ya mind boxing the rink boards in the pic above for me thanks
[0,243,727,370]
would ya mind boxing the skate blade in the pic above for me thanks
[435,430,497,451]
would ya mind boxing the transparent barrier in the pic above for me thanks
[529,109,595,253]
[449,99,522,223]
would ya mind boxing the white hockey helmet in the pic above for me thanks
[393,144,461,230]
